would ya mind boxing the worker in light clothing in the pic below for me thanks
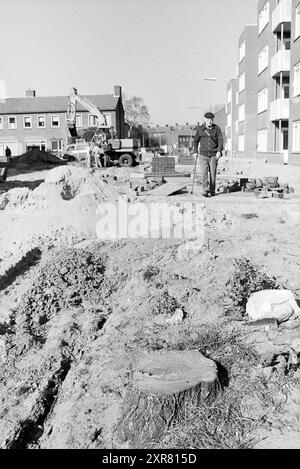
[193,112,223,197]
[93,143,102,168]
[87,143,94,168]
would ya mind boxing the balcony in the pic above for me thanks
[272,0,292,32]
[271,49,291,77]
[270,98,289,121]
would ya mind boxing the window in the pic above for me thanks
[258,88,268,113]
[239,134,245,152]
[227,88,232,103]
[88,115,98,126]
[295,4,300,40]
[75,114,82,127]
[236,92,239,105]
[258,45,269,74]
[238,104,245,122]
[51,139,62,152]
[8,116,17,129]
[239,41,246,63]
[257,129,268,151]
[258,1,269,34]
[37,115,45,128]
[0,117,3,129]
[293,120,300,152]
[239,73,245,92]
[283,84,290,99]
[235,120,239,132]
[23,116,32,128]
[283,38,291,50]
[103,113,111,127]
[294,62,300,97]
[51,115,60,127]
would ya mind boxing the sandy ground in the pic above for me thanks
[0,158,300,449]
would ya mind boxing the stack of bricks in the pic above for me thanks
[151,157,175,175]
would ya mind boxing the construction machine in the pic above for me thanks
[66,87,141,167]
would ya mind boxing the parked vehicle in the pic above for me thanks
[64,142,89,161]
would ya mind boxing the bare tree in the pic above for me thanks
[123,95,150,137]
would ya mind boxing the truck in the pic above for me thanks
[66,88,141,167]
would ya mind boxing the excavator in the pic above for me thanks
[66,87,140,167]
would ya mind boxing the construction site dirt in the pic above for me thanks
[0,156,300,449]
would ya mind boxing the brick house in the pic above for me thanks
[0,85,126,156]
[146,123,197,153]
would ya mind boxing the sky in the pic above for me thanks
[0,0,257,125]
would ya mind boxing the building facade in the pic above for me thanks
[226,78,239,157]
[146,123,197,152]
[290,0,300,164]
[0,86,125,156]
[226,0,300,164]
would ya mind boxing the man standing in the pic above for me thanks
[87,143,94,168]
[193,112,223,197]
[93,143,102,168]
[5,146,12,162]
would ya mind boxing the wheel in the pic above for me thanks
[119,154,133,167]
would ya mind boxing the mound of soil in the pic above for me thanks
[21,248,107,325]
[13,149,66,167]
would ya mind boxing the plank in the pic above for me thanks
[145,182,187,196]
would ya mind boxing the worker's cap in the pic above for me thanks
[204,112,215,119]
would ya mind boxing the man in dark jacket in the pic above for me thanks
[5,146,12,161]
[193,112,223,197]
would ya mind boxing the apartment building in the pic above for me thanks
[0,86,125,156]
[226,0,300,165]
[238,26,258,159]
[290,0,300,164]
[226,78,239,157]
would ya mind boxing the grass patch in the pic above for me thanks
[152,324,259,449]
[223,258,279,319]
[158,389,257,449]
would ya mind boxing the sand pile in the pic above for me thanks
[0,166,119,256]
[13,148,66,167]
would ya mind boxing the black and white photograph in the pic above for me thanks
[0,0,300,455]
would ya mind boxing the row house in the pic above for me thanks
[225,0,300,164]
[0,86,125,156]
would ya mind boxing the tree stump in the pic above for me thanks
[117,350,221,448]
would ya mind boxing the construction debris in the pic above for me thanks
[246,290,300,323]
[144,181,187,196]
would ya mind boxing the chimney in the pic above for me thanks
[26,89,36,97]
[114,85,122,98]
[185,122,189,126]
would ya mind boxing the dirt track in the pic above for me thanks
[0,159,300,448]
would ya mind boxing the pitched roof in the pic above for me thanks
[0,94,120,114]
